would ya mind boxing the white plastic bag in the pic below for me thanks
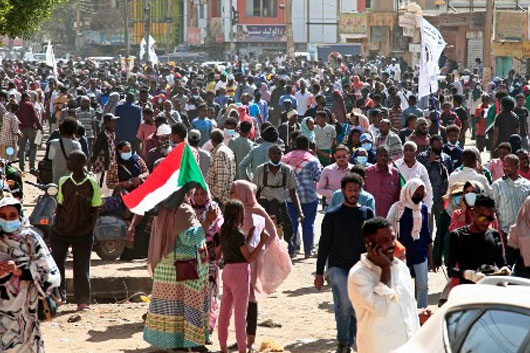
[258,239,292,295]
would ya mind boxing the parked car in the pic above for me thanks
[393,276,530,353]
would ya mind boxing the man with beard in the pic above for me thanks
[315,173,374,353]
[348,217,420,353]
[407,117,430,154]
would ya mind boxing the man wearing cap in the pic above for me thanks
[408,117,430,154]
[145,124,172,172]
[91,113,119,188]
[279,110,301,152]
[207,129,236,207]
[115,92,142,153]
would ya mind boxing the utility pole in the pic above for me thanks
[285,0,294,57]
[144,0,151,62]
[306,0,310,44]
[483,0,494,84]
[76,0,81,55]
[124,0,130,58]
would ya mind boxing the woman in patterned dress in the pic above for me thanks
[0,197,61,353]
[144,197,213,351]
[191,186,223,337]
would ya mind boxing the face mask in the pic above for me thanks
[225,129,236,137]
[361,142,372,151]
[0,219,20,233]
[357,156,368,165]
[464,192,477,207]
[269,160,281,167]
[120,152,132,160]
[411,194,423,205]
[453,195,461,205]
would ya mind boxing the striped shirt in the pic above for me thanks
[492,176,530,233]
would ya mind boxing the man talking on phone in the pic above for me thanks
[314,173,374,353]
[347,217,420,353]
[418,134,453,229]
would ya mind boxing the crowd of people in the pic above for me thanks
[0,53,528,353]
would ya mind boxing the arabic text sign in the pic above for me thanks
[339,13,368,35]
[236,25,287,42]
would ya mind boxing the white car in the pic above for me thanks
[393,276,530,353]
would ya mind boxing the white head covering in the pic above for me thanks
[388,178,425,240]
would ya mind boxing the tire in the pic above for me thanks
[94,239,125,260]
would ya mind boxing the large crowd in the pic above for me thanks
[0,54,528,353]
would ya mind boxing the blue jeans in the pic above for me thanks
[412,260,429,308]
[328,266,356,347]
[287,199,318,255]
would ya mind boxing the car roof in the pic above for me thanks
[448,283,530,309]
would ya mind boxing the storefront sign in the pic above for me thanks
[339,13,368,36]
[492,41,523,57]
[370,26,388,43]
[236,25,286,42]
[187,27,201,46]
[495,11,526,41]
[399,13,417,37]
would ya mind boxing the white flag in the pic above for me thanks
[418,18,446,99]
[148,35,159,64]
[139,38,146,62]
[45,41,57,77]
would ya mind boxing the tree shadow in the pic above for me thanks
[284,338,336,353]
[87,322,145,342]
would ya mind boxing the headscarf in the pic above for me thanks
[148,202,200,271]
[231,180,278,302]
[301,117,315,143]
[331,90,347,124]
[237,105,256,139]
[190,188,223,242]
[388,178,425,240]
[508,195,530,267]
[282,148,320,174]
[103,92,121,115]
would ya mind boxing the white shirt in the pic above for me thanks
[387,63,401,81]
[294,90,312,116]
[394,158,434,211]
[348,255,420,353]
[314,124,336,150]
[448,166,492,196]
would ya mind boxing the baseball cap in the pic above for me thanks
[156,124,172,136]
[523,85,530,93]
[360,133,373,142]
[189,129,201,142]
[103,113,119,121]
[287,110,298,119]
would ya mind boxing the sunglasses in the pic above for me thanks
[476,213,495,223]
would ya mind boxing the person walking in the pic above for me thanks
[387,178,434,309]
[17,92,44,172]
[48,118,82,184]
[315,173,374,353]
[207,129,236,208]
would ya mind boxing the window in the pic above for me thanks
[460,309,530,353]
[366,0,371,9]
[446,308,530,353]
[245,0,277,17]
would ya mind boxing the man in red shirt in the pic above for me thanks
[17,92,43,172]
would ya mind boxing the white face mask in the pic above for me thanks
[464,192,477,207]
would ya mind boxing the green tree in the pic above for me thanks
[40,0,76,46]
[0,0,64,38]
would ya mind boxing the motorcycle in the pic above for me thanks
[93,195,128,261]
[0,158,24,200]
[25,180,59,240]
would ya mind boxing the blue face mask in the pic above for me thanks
[120,152,132,160]
[225,129,236,137]
[0,219,20,233]
[361,142,372,151]
[269,160,281,167]
[357,156,368,165]
[454,195,461,205]
[465,192,477,207]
